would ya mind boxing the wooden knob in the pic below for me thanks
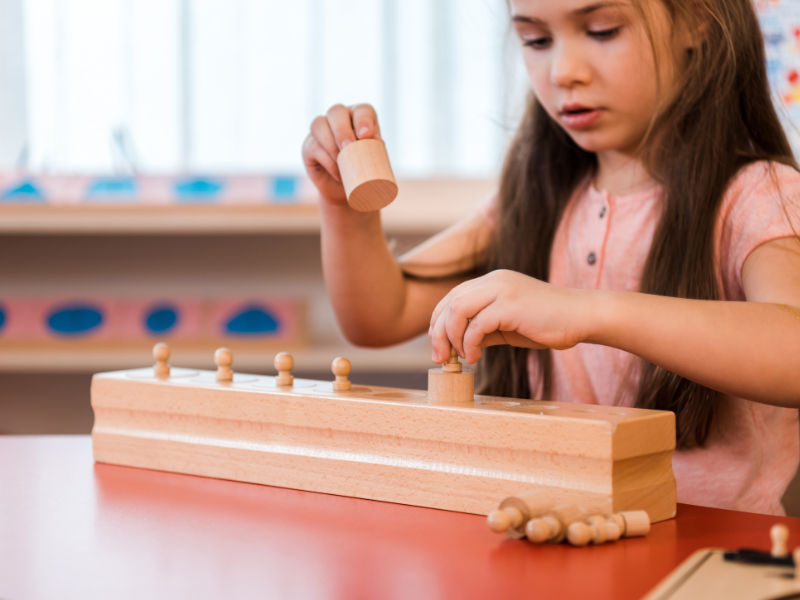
[586,515,608,544]
[566,521,592,547]
[152,342,170,378]
[274,351,294,386]
[442,346,462,372]
[525,517,557,543]
[771,523,789,558]
[215,347,233,383]
[274,352,293,373]
[331,356,352,391]
[487,506,523,534]
[153,342,170,363]
[215,347,232,368]
[337,139,397,212]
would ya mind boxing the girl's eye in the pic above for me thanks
[588,27,621,40]
[522,37,552,49]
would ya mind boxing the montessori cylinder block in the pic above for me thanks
[337,139,398,212]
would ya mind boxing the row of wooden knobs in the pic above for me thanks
[487,492,651,547]
[151,343,353,390]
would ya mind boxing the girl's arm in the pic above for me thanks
[429,236,800,406]
[303,103,488,347]
[319,201,480,346]
[595,236,800,406]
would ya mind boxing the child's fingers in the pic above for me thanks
[350,103,381,140]
[462,309,501,364]
[309,115,341,160]
[326,103,357,150]
[430,281,495,362]
[429,294,454,363]
[429,278,479,330]
[442,289,493,360]
[307,118,342,182]
[429,310,452,364]
[301,134,341,184]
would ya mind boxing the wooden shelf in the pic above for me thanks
[0,178,495,235]
[0,176,491,383]
[0,338,434,374]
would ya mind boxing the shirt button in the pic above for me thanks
[599,206,607,218]
[587,252,597,265]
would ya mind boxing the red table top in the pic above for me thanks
[1,435,798,600]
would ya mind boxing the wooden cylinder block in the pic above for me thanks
[530,505,589,544]
[337,139,398,212]
[619,510,651,537]
[427,367,474,405]
[492,493,553,539]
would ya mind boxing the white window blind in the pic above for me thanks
[17,0,524,177]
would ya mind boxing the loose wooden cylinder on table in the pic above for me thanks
[527,504,589,543]
[617,510,651,537]
[337,139,398,212]
[488,493,553,539]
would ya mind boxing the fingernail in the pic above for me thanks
[357,126,369,137]
[340,139,351,149]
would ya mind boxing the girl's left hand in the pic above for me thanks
[429,269,594,364]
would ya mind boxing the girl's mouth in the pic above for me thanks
[560,106,603,129]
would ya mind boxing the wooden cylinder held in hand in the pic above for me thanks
[337,138,398,212]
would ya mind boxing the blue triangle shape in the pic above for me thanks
[2,180,45,202]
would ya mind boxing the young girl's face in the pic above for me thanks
[511,0,686,158]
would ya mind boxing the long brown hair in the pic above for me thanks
[478,0,797,448]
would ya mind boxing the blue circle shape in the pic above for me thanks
[225,305,279,336]
[145,304,179,334]
[46,304,104,336]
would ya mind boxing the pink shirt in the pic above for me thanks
[535,161,800,515]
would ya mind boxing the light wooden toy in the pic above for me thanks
[614,510,651,537]
[566,510,650,547]
[214,347,233,383]
[153,342,170,379]
[487,492,553,539]
[428,347,474,405]
[336,139,398,212]
[274,351,294,386]
[524,504,590,544]
[772,523,789,558]
[331,356,352,392]
[90,345,677,520]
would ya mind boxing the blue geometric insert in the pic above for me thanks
[87,177,137,200]
[144,304,179,334]
[46,304,104,336]
[271,176,297,203]
[1,180,46,203]
[174,177,224,203]
[0,304,5,332]
[225,305,280,336]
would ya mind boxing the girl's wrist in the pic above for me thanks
[320,197,381,226]
[319,199,387,255]
[582,289,619,346]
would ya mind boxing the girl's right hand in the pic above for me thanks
[301,103,383,205]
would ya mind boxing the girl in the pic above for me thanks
[301,0,800,515]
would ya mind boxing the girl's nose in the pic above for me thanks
[550,42,591,88]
